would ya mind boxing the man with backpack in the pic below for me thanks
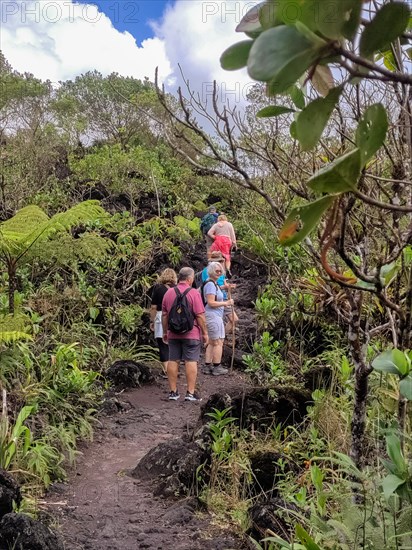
[200,206,218,252]
[162,267,208,402]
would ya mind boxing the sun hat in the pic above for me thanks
[208,251,225,262]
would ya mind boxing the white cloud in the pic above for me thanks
[0,0,172,83]
[1,0,257,105]
[153,1,256,106]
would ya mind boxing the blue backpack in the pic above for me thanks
[200,213,216,234]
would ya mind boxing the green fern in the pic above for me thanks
[0,201,108,313]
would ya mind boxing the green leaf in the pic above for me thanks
[372,350,401,374]
[386,434,407,475]
[392,349,409,376]
[290,120,298,139]
[289,85,305,109]
[220,40,253,70]
[257,105,295,117]
[296,524,322,550]
[296,86,342,151]
[360,2,411,57]
[247,26,324,92]
[307,149,361,193]
[356,103,388,165]
[399,375,412,400]
[279,196,335,246]
[382,474,406,500]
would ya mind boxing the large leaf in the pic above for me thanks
[289,85,306,109]
[220,40,253,70]
[386,434,407,476]
[296,524,322,550]
[247,26,324,92]
[276,0,360,39]
[307,149,361,193]
[356,103,388,165]
[257,105,295,117]
[279,196,335,246]
[372,350,402,374]
[382,474,406,500]
[391,349,409,376]
[360,2,411,57]
[296,86,342,151]
[399,375,412,400]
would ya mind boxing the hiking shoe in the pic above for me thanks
[185,391,202,402]
[212,365,228,376]
[201,365,213,375]
[168,391,180,400]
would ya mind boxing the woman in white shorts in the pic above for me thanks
[202,262,234,376]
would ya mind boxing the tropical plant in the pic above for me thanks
[0,200,108,313]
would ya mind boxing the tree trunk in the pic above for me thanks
[348,291,372,470]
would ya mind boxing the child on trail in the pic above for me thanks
[149,268,177,377]
[201,261,234,376]
[201,251,238,336]
[200,206,219,252]
[207,214,237,276]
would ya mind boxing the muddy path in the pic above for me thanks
[44,369,252,550]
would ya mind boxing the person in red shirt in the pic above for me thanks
[162,267,208,401]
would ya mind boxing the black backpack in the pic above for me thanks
[200,279,219,306]
[168,287,195,334]
[193,270,203,289]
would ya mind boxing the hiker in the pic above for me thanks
[200,206,219,252]
[149,268,177,377]
[201,251,238,336]
[207,214,237,276]
[162,267,208,401]
[201,261,234,376]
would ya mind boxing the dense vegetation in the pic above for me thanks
[0,0,412,546]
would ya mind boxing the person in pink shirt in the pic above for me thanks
[207,214,237,276]
[162,267,208,402]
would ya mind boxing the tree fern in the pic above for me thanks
[0,200,108,313]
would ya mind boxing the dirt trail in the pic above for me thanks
[44,369,251,550]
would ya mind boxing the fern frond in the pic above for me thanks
[51,200,107,229]
[0,331,32,343]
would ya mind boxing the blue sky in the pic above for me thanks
[90,1,169,44]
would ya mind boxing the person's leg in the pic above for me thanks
[183,340,201,396]
[156,337,169,375]
[185,361,197,394]
[167,360,179,391]
[203,339,216,374]
[211,339,224,364]
[167,339,182,396]
[225,310,238,334]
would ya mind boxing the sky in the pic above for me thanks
[0,0,255,104]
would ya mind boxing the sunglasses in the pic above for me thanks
[215,270,223,274]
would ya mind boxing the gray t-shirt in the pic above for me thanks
[203,281,224,318]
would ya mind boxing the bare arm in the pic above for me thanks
[206,294,233,308]
[207,224,217,238]
[150,305,157,323]
[195,313,209,346]
[162,312,168,343]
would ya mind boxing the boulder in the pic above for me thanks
[130,437,209,498]
[0,470,21,519]
[201,386,311,431]
[0,513,64,550]
[106,360,154,389]
[248,498,300,542]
